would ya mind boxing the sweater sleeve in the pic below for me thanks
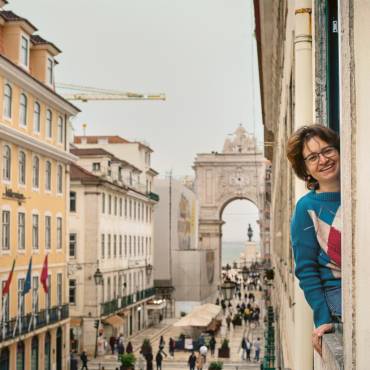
[290,200,333,327]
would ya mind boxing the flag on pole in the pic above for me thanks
[22,257,32,295]
[40,255,48,293]
[2,259,15,296]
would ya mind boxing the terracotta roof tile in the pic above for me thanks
[30,34,61,53]
[0,10,37,30]
[70,164,99,181]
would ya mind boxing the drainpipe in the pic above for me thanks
[293,1,314,369]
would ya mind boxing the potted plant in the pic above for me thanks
[119,353,136,370]
[218,339,230,358]
[208,361,223,370]
[141,338,152,356]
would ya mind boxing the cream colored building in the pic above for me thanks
[68,140,157,355]
[255,0,370,369]
[0,4,79,370]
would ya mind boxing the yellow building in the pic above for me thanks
[0,3,79,369]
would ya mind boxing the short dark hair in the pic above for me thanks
[286,124,340,190]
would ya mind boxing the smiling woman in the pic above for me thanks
[286,124,341,356]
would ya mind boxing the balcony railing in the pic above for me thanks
[101,287,155,316]
[0,304,69,343]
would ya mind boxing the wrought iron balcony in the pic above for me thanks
[0,304,69,343]
[100,287,155,316]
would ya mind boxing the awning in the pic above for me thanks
[174,303,221,328]
[103,315,125,327]
[146,300,166,310]
[70,317,82,327]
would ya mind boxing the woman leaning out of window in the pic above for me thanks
[286,124,341,356]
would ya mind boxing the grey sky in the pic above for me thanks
[10,0,263,242]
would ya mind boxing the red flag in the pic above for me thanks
[2,259,16,296]
[40,255,48,293]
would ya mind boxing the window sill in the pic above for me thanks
[316,324,344,370]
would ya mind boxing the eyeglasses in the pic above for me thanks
[303,146,338,166]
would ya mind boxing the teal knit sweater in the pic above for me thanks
[290,190,341,327]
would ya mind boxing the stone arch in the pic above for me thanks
[193,127,267,301]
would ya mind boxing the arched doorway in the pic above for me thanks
[31,336,38,370]
[44,332,51,370]
[221,199,260,268]
[16,341,24,370]
[0,347,9,370]
[56,327,62,370]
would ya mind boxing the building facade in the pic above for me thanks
[0,4,79,369]
[255,0,370,369]
[69,140,157,355]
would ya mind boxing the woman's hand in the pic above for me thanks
[312,323,334,356]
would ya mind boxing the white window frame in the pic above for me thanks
[20,34,29,68]
[45,160,52,192]
[57,116,64,144]
[45,215,51,250]
[2,210,10,250]
[33,101,41,133]
[32,156,40,189]
[56,217,62,249]
[69,233,77,258]
[69,279,76,305]
[2,145,11,182]
[46,57,54,86]
[57,164,63,194]
[46,109,52,139]
[18,212,25,250]
[32,214,39,250]
[18,150,26,186]
[19,93,27,127]
[3,83,12,120]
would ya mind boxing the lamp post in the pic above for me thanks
[220,277,236,302]
[93,265,103,358]
[241,266,249,282]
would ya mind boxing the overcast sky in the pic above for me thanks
[10,0,263,242]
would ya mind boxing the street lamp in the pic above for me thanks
[93,265,103,358]
[220,277,236,301]
[240,266,249,282]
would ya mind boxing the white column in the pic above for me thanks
[293,1,314,369]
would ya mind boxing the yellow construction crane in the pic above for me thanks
[57,83,166,102]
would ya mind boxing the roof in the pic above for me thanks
[31,34,61,54]
[70,163,99,182]
[74,136,131,144]
[70,147,142,172]
[0,10,37,31]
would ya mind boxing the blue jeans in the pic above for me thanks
[324,286,342,320]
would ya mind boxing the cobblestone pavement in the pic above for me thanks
[88,289,265,370]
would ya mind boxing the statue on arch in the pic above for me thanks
[247,223,253,242]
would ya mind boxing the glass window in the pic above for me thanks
[92,162,100,171]
[56,217,62,249]
[113,235,117,257]
[69,233,76,258]
[31,336,38,370]
[44,332,51,370]
[2,210,10,250]
[16,341,25,370]
[114,196,117,215]
[18,278,25,317]
[124,198,127,217]
[47,58,53,85]
[1,281,9,321]
[119,235,122,257]
[3,145,11,181]
[57,116,63,144]
[108,234,111,258]
[19,93,27,126]
[124,235,127,257]
[20,36,29,66]
[108,195,112,214]
[32,214,39,249]
[45,216,51,250]
[119,198,122,217]
[46,109,52,138]
[32,156,39,188]
[57,273,62,306]
[57,165,63,193]
[18,212,25,250]
[70,191,76,212]
[33,102,41,133]
[69,279,76,305]
[45,161,52,191]
[32,276,38,313]
[46,275,51,308]
[3,83,12,118]
[18,151,26,185]
[101,234,105,259]
[102,193,105,213]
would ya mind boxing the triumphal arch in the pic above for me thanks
[193,125,267,298]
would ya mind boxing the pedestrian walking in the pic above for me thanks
[246,339,252,361]
[226,314,232,331]
[195,351,205,370]
[188,351,197,370]
[70,350,78,370]
[159,335,165,349]
[209,336,216,356]
[80,350,88,370]
[155,350,165,370]
[240,337,247,360]
[253,338,261,362]
[109,335,116,354]
[126,341,133,353]
[168,337,175,357]
[145,350,154,370]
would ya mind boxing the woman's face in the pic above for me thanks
[302,136,340,188]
